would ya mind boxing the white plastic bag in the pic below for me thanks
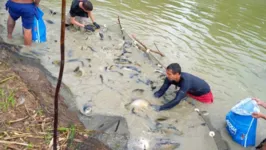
[231,98,260,116]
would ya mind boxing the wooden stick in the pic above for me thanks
[154,42,163,56]
[118,16,125,40]
[54,0,66,149]
[0,76,15,84]
[0,140,39,148]
[8,116,29,124]
[132,35,165,57]
[4,134,43,140]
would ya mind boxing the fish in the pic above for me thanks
[110,71,123,76]
[87,46,96,52]
[113,58,132,64]
[130,73,138,79]
[119,48,132,57]
[154,69,165,75]
[132,89,144,94]
[136,78,151,85]
[153,138,180,150]
[67,59,84,67]
[49,9,57,15]
[121,66,141,73]
[148,121,183,136]
[73,66,85,77]
[99,74,103,84]
[155,116,169,122]
[105,65,123,76]
[125,99,151,116]
[159,74,166,80]
[46,19,54,24]
[99,30,104,40]
[123,40,132,48]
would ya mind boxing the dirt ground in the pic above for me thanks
[0,41,111,149]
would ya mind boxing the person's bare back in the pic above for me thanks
[11,0,34,4]
[11,0,40,5]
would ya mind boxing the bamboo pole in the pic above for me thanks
[132,35,165,57]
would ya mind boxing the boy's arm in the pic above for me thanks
[34,0,40,6]
[70,17,84,27]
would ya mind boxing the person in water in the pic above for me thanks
[5,0,41,46]
[252,98,266,150]
[66,0,100,32]
[152,63,213,111]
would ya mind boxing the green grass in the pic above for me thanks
[0,88,16,112]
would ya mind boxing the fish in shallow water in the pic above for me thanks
[132,89,144,94]
[87,46,96,52]
[153,138,180,150]
[46,19,54,24]
[120,66,141,73]
[125,99,151,116]
[99,74,103,84]
[99,30,104,40]
[73,66,85,77]
[113,58,132,64]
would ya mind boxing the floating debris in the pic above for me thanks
[81,103,92,116]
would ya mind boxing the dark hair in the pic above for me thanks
[166,63,181,74]
[83,1,93,11]
[256,138,266,149]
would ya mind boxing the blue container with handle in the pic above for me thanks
[32,7,46,43]
[225,98,260,147]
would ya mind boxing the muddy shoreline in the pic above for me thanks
[0,39,114,149]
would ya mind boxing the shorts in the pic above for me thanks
[6,0,36,29]
[187,91,214,104]
[66,13,90,27]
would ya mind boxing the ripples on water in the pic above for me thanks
[42,0,266,148]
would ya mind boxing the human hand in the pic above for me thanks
[253,98,264,106]
[154,91,161,98]
[151,104,161,112]
[93,22,100,29]
[252,112,264,119]
[84,25,95,32]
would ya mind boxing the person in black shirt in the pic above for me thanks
[66,0,100,31]
[151,63,213,111]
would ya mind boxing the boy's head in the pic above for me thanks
[166,63,181,82]
[82,1,93,11]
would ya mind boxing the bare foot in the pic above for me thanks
[7,34,12,39]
